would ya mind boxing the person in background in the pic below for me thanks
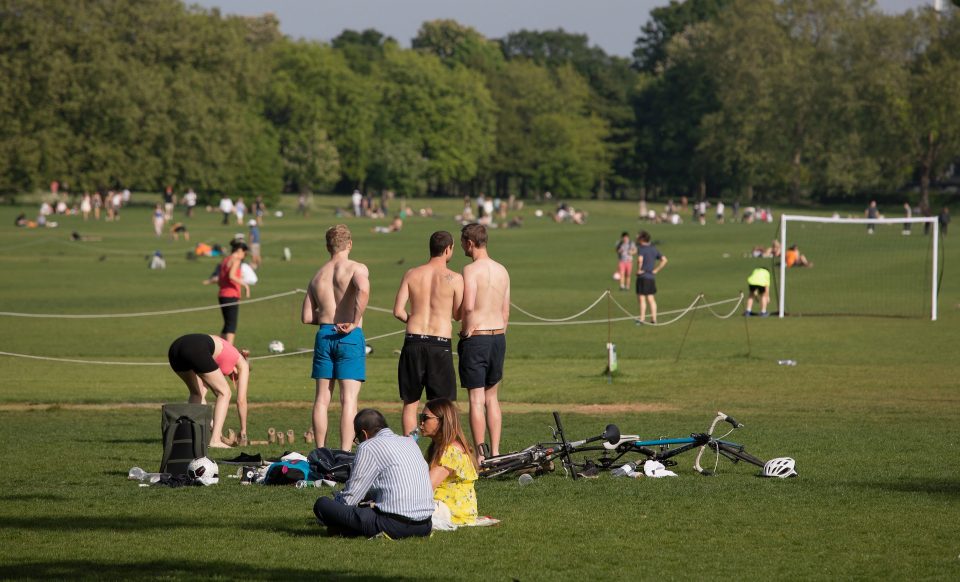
[204,240,250,344]
[744,267,771,317]
[247,219,261,269]
[635,230,667,325]
[615,232,637,291]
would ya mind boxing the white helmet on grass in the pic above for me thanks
[762,457,798,478]
[187,457,220,486]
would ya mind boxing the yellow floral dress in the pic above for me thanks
[434,445,478,525]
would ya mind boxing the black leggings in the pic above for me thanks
[219,297,239,335]
[168,334,217,373]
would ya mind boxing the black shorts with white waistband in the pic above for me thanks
[398,334,456,402]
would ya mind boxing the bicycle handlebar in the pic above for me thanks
[719,412,743,429]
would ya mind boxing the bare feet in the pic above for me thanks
[208,440,232,449]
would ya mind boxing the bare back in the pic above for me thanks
[302,256,369,326]
[397,262,463,338]
[462,257,510,333]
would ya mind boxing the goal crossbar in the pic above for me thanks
[778,214,940,320]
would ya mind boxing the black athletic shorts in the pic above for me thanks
[457,334,506,389]
[398,335,456,403]
[168,334,218,373]
[636,277,657,295]
[748,284,767,294]
[219,296,239,334]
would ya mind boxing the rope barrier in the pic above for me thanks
[510,291,610,322]
[0,289,307,318]
[0,291,744,365]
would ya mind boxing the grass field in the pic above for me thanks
[1,194,958,580]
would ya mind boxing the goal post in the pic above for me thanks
[777,214,941,320]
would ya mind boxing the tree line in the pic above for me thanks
[1,0,959,210]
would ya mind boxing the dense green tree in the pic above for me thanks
[370,46,496,195]
[500,29,639,195]
[412,19,504,73]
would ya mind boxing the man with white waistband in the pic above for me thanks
[302,224,370,450]
[458,223,510,461]
[393,231,464,436]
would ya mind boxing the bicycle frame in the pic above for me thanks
[602,412,765,474]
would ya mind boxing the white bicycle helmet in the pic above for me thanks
[762,457,798,478]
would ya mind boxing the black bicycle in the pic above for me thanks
[478,412,620,480]
[479,411,765,479]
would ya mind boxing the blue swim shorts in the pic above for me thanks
[311,325,366,381]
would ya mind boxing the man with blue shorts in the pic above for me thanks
[302,224,370,450]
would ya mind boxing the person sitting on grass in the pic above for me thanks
[314,409,434,539]
[167,333,250,448]
[419,398,478,526]
[785,244,813,268]
[744,267,771,317]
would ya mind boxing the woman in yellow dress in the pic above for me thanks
[419,398,478,525]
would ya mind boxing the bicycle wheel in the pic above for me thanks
[479,447,546,478]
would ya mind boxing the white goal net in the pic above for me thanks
[776,214,941,320]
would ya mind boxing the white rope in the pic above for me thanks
[509,291,610,322]
[604,293,702,327]
[0,289,307,318]
[0,351,167,366]
[700,293,744,319]
[0,327,409,366]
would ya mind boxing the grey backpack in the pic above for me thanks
[160,403,211,475]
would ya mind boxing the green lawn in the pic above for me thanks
[1,194,958,580]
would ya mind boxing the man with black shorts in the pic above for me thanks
[635,230,667,324]
[393,231,463,436]
[458,224,510,461]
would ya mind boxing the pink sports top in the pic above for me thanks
[214,340,241,375]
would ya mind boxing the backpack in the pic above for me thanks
[263,460,312,485]
[160,403,211,476]
[307,448,356,483]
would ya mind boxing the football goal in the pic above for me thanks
[776,214,941,320]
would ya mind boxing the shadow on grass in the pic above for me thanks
[0,494,65,502]
[865,478,960,497]
[0,560,431,580]
[0,516,196,531]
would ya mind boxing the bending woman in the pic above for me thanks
[168,333,250,448]
[419,398,478,525]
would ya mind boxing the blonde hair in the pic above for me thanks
[424,398,477,471]
[326,224,352,253]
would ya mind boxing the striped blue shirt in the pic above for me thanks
[335,428,434,521]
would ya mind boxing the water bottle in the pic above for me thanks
[611,462,637,477]
[407,427,421,442]
[128,467,147,481]
[295,479,322,489]
[518,474,534,486]
[777,359,797,366]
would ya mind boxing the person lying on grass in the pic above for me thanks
[420,398,478,526]
[167,333,250,448]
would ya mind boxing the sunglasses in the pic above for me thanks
[418,413,441,424]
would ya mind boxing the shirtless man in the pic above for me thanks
[301,225,370,449]
[458,224,510,460]
[393,231,464,435]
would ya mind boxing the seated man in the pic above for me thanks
[313,409,434,539]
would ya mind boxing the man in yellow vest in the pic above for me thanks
[745,268,771,317]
